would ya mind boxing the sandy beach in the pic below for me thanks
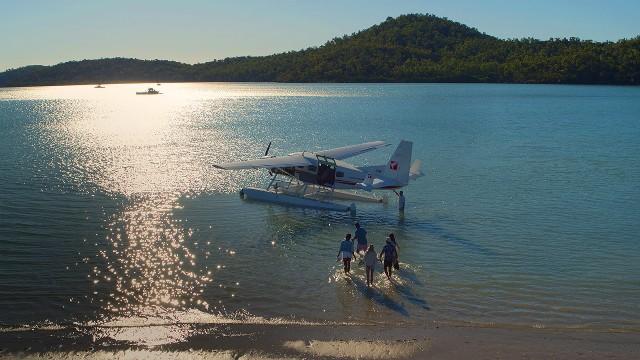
[1,321,638,359]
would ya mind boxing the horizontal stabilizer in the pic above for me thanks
[356,177,402,192]
[409,160,425,180]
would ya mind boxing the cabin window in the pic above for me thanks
[282,167,296,176]
[336,171,344,178]
[307,165,316,172]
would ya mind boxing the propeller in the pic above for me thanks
[264,141,272,157]
[264,141,273,176]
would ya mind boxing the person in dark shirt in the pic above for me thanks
[353,222,368,258]
[389,233,400,270]
[378,238,398,280]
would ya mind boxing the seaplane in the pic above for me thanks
[136,87,160,95]
[214,140,424,214]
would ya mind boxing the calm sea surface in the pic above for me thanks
[1,83,639,338]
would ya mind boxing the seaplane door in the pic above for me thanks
[316,155,337,187]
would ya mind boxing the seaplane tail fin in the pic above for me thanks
[385,140,412,186]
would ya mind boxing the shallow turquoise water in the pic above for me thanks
[0,83,639,334]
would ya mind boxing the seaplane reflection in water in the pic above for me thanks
[214,140,424,214]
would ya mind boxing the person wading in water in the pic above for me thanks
[364,244,378,287]
[389,233,400,270]
[337,233,355,274]
[379,238,398,280]
[353,222,368,262]
[393,190,406,212]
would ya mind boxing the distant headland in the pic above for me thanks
[1,14,638,87]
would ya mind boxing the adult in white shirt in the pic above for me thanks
[363,245,378,287]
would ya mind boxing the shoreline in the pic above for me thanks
[1,321,638,359]
[2,81,639,89]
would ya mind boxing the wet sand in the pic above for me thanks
[1,322,638,359]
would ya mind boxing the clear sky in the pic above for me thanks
[1,0,638,71]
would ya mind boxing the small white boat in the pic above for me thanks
[136,88,160,95]
[94,84,105,88]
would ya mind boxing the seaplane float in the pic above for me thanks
[213,140,424,214]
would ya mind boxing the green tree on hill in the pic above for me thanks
[1,14,638,86]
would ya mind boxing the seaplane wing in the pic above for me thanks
[213,154,311,170]
[315,141,389,160]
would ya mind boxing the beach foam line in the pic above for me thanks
[81,312,360,346]
[283,338,430,359]
[0,324,67,333]
[0,309,360,333]
[81,308,358,328]
[0,340,429,360]
[0,350,300,360]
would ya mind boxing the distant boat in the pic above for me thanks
[157,83,161,86]
[136,88,160,95]
[94,84,105,88]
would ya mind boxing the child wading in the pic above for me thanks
[363,245,378,287]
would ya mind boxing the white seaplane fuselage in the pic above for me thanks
[269,154,403,191]
[214,140,423,212]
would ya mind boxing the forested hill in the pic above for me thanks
[1,14,639,86]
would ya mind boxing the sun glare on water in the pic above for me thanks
[9,83,336,343]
